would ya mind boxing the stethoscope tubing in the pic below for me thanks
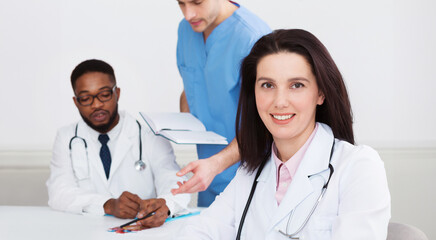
[236,137,335,240]
[68,120,144,181]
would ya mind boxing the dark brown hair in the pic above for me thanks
[236,29,354,173]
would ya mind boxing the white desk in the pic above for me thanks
[0,206,193,240]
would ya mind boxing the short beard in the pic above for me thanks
[81,105,119,133]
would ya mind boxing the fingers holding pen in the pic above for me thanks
[137,198,169,228]
[104,191,142,219]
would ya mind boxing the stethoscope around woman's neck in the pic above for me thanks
[68,120,146,181]
[236,137,336,239]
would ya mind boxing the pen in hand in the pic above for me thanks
[119,211,156,228]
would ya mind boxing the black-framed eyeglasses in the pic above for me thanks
[75,85,117,106]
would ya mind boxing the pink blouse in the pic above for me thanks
[273,123,319,205]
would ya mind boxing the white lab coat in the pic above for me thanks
[46,111,190,216]
[178,123,391,240]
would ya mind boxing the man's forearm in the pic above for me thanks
[180,90,190,112]
[213,138,240,173]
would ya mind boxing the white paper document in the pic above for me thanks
[139,112,228,145]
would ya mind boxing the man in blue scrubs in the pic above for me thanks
[173,0,270,207]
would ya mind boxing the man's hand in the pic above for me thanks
[137,198,169,228]
[171,138,240,195]
[171,157,222,194]
[103,191,142,219]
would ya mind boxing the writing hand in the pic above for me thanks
[104,191,142,219]
[137,198,169,228]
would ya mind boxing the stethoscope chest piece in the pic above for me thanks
[134,160,146,171]
[134,120,145,171]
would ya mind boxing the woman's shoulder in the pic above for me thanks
[337,140,381,162]
[333,140,385,178]
[235,164,259,179]
[236,157,275,184]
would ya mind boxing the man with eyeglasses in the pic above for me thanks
[46,59,190,228]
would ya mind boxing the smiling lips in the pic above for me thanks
[271,113,295,124]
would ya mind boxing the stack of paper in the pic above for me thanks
[139,112,228,145]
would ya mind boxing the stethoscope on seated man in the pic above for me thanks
[68,120,146,181]
[236,137,335,240]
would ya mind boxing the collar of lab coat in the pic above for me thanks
[76,111,137,186]
[256,122,335,231]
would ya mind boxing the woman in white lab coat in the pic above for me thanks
[178,29,391,240]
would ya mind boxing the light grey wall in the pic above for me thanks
[381,148,436,239]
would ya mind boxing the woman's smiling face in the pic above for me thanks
[255,52,325,148]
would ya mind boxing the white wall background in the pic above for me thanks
[0,0,435,238]
[0,0,435,150]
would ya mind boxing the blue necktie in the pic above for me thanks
[98,134,111,179]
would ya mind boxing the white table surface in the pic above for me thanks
[0,206,194,240]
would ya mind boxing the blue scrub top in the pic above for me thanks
[177,4,271,207]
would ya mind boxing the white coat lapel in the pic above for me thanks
[78,121,109,185]
[268,123,334,232]
[108,120,135,184]
[253,157,278,222]
[268,160,314,231]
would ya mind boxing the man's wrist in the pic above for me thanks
[103,198,115,215]
[211,154,226,174]
[213,150,238,174]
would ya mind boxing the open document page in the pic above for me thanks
[139,112,228,145]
